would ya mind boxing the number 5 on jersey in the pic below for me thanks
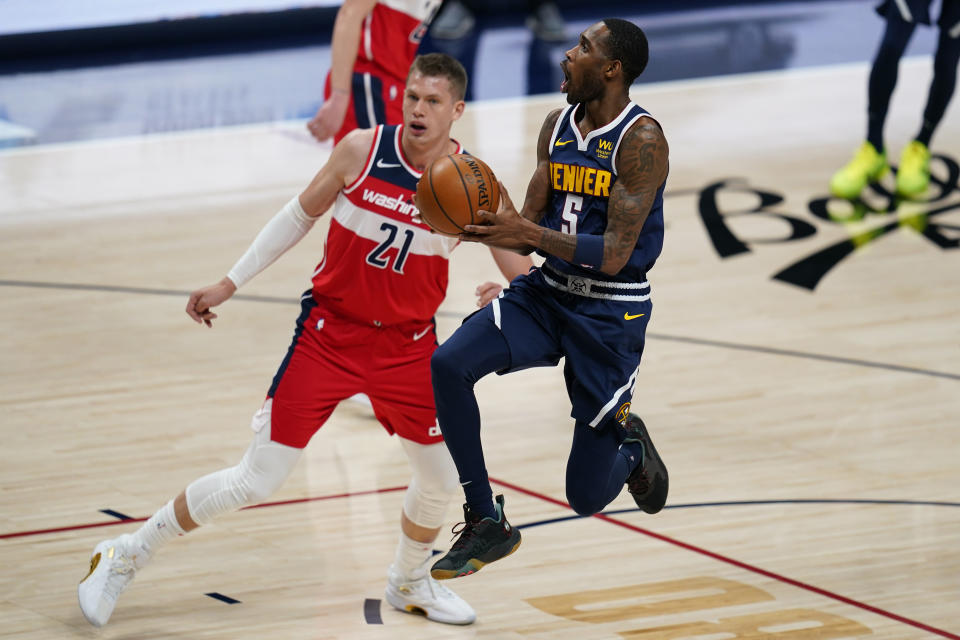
[561,194,583,234]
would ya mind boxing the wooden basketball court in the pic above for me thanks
[2,58,959,638]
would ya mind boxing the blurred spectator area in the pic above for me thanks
[0,0,808,69]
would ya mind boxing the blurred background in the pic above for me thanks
[0,0,945,147]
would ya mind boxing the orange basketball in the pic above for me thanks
[416,154,501,236]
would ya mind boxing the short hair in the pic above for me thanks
[408,53,468,101]
[601,18,649,85]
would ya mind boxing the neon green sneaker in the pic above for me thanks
[896,140,931,197]
[830,142,889,199]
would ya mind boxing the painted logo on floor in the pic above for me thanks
[690,153,959,290]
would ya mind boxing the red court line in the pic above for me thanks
[490,476,960,640]
[5,477,956,639]
[0,485,407,540]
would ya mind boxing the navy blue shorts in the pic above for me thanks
[876,0,960,32]
[467,266,653,429]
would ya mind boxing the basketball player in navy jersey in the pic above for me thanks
[831,0,960,199]
[77,53,530,628]
[429,18,670,579]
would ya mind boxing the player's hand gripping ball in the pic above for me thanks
[416,154,501,236]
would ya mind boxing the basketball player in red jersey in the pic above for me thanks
[78,53,532,629]
[308,0,442,143]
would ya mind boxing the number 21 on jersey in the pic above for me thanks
[366,221,414,274]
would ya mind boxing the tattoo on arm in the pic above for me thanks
[538,227,577,262]
[602,120,669,273]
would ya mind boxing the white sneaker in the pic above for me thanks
[78,534,146,627]
[385,564,476,625]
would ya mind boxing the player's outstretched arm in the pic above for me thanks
[185,129,373,327]
[307,0,379,142]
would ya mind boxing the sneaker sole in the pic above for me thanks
[430,538,522,580]
[383,590,476,625]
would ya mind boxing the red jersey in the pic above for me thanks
[311,125,461,327]
[355,0,443,83]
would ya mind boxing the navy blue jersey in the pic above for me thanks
[539,102,666,284]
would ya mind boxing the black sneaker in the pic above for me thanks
[623,414,669,514]
[430,494,521,580]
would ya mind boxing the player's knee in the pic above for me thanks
[238,445,299,504]
[566,486,605,517]
[431,343,465,384]
[236,465,282,504]
[430,343,454,375]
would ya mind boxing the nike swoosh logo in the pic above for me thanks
[460,480,472,486]
[377,159,401,169]
[554,139,574,147]
[624,312,645,320]
[413,326,432,341]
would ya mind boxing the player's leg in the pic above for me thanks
[565,418,636,515]
[78,298,350,626]
[77,406,305,627]
[563,412,666,515]
[831,6,917,198]
[560,294,667,516]
[430,289,559,579]
[899,15,960,195]
[385,439,476,624]
[365,334,475,624]
[429,312,513,519]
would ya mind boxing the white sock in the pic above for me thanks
[131,499,186,557]
[393,531,433,579]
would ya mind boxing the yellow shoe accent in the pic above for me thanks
[830,142,889,199]
[896,140,931,197]
[80,552,101,584]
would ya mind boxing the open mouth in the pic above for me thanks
[410,122,427,133]
[560,62,569,92]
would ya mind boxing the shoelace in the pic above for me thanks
[103,553,137,595]
[448,519,480,549]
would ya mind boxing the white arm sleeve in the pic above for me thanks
[226,196,317,289]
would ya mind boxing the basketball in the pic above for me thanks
[416,154,501,236]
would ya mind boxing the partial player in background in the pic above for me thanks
[308,0,443,144]
[830,0,960,199]
[78,53,531,629]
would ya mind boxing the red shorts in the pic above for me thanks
[267,295,440,449]
[324,68,405,144]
